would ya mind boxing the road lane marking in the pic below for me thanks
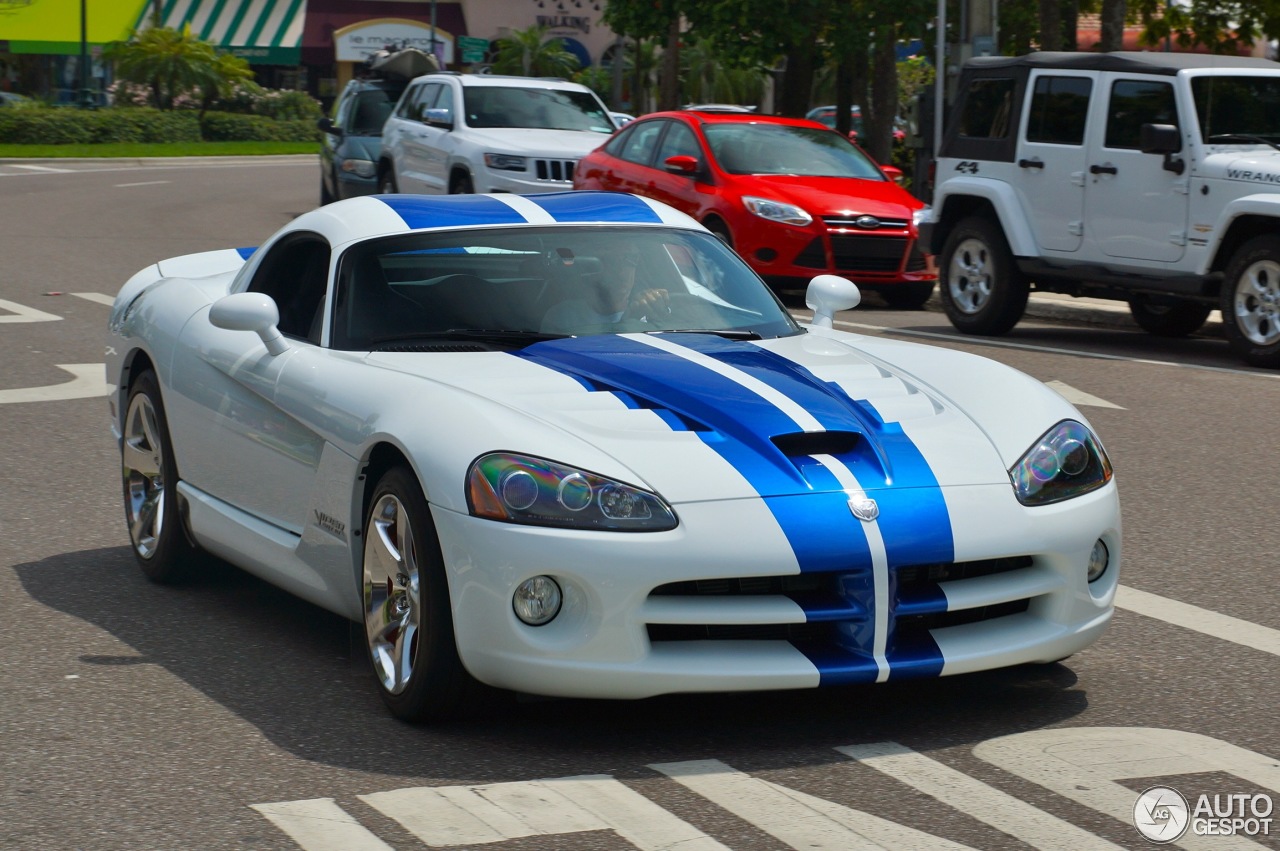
[8,163,73,173]
[975,728,1280,851]
[650,759,973,849]
[359,775,728,849]
[114,180,170,187]
[249,799,393,851]
[0,298,61,323]
[1044,380,1124,409]
[0,364,107,404]
[1117,585,1280,658]
[71,292,115,306]
[838,741,1124,850]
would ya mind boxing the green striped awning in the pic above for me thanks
[140,0,307,65]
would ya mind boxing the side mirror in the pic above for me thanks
[424,108,453,128]
[663,154,700,175]
[880,163,905,185]
[317,117,341,137]
[1141,123,1185,175]
[805,274,860,328]
[209,292,289,356]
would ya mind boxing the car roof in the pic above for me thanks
[405,71,592,91]
[965,50,1280,76]
[642,110,829,130]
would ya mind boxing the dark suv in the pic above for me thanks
[318,77,408,205]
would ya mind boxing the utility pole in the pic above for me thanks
[79,0,93,108]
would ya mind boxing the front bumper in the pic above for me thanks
[738,220,936,286]
[432,483,1119,699]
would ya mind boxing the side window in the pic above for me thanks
[618,120,666,166]
[1025,75,1092,145]
[958,78,1015,139]
[247,234,331,343]
[602,124,634,156]
[394,83,424,120]
[432,83,455,117]
[333,87,353,125]
[655,121,701,162]
[1105,79,1177,149]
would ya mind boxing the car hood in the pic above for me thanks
[732,174,923,217]
[367,331,1043,505]
[462,127,612,157]
[1199,147,1280,184]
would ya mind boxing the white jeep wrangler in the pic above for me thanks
[926,51,1280,367]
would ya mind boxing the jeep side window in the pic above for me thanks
[1026,76,1092,145]
[394,83,424,120]
[1105,80,1177,149]
[958,78,1015,139]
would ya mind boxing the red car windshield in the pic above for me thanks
[703,124,885,179]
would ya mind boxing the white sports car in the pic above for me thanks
[107,191,1119,721]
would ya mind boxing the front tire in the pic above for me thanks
[939,216,1028,335]
[121,369,200,583]
[379,170,397,194]
[1222,235,1280,368]
[1128,295,1211,337]
[704,217,733,248]
[449,172,475,194]
[362,467,476,721]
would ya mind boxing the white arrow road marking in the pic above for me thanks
[250,799,393,851]
[71,292,116,306]
[1117,585,1280,658]
[650,759,973,850]
[8,163,72,173]
[1044,380,1125,409]
[114,180,170,187]
[0,298,61,323]
[838,742,1124,850]
[0,364,107,404]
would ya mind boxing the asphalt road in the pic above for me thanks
[1,157,1277,851]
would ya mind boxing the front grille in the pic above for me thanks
[905,241,929,271]
[534,159,576,182]
[896,556,1031,594]
[648,622,829,642]
[794,237,828,269]
[830,235,909,272]
[822,216,909,230]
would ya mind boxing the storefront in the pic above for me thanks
[0,0,144,104]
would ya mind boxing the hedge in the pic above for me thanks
[0,106,319,145]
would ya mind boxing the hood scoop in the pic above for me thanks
[772,430,860,457]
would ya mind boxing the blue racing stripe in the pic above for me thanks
[235,246,256,259]
[523,191,665,224]
[377,194,529,229]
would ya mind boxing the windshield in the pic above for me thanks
[703,123,885,178]
[331,226,800,350]
[347,89,401,135]
[463,86,615,133]
[1192,75,1280,143]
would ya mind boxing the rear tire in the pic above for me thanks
[939,216,1028,335]
[1222,235,1280,368]
[1128,295,1211,337]
[362,467,477,722]
[121,370,201,584]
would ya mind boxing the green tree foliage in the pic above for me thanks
[491,25,581,77]
[1131,0,1280,52]
[104,25,249,113]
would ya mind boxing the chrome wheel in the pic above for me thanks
[363,493,422,696]
[122,391,166,559]
[947,236,994,315]
[1231,256,1280,347]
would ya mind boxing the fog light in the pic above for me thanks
[1087,539,1109,582]
[513,575,562,625]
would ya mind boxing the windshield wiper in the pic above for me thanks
[653,329,763,340]
[1207,133,1280,153]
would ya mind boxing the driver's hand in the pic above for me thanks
[628,288,670,320]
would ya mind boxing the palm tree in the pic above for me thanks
[491,25,580,77]
[104,25,222,111]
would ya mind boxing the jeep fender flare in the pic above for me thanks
[933,177,1039,258]
[1204,194,1280,276]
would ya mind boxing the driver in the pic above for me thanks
[541,244,671,333]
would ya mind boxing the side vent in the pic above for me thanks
[771,431,860,457]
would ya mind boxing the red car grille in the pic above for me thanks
[795,235,911,273]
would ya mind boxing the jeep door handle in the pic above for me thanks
[1018,158,1045,169]
[1089,164,1118,175]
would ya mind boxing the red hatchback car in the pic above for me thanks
[574,110,936,307]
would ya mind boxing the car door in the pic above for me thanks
[1015,72,1093,253]
[414,81,455,194]
[642,119,712,217]
[606,119,668,194]
[165,235,331,535]
[1082,75,1189,263]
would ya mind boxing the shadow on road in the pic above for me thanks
[16,547,1090,781]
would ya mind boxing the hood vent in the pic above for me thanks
[771,430,860,457]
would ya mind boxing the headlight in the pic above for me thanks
[467,452,678,531]
[912,205,932,227]
[341,158,376,178]
[484,153,528,171]
[1010,420,1113,506]
[742,196,813,226]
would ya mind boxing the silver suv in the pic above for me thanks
[927,51,1280,367]
[378,72,617,195]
